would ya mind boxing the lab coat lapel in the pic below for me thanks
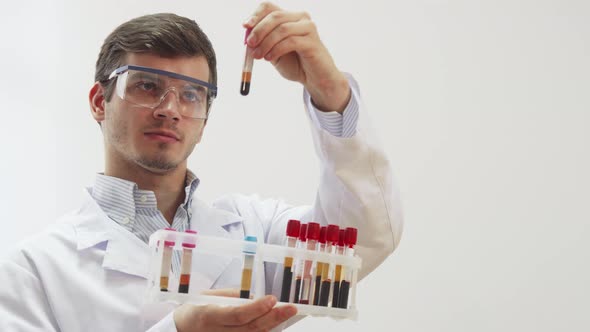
[188,198,243,291]
[74,189,150,279]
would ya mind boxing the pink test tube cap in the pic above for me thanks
[182,229,197,248]
[163,227,175,247]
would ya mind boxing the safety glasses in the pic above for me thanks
[107,65,217,120]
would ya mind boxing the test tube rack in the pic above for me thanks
[146,229,362,319]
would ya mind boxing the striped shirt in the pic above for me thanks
[90,170,199,272]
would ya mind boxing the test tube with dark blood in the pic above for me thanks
[240,28,254,96]
[313,226,327,305]
[293,223,307,304]
[280,219,301,302]
[319,224,339,306]
[240,236,257,299]
[338,227,358,309]
[159,228,176,292]
[331,229,346,307]
[178,230,197,293]
[299,222,320,305]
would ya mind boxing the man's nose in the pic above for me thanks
[153,89,182,121]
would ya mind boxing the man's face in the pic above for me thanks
[99,54,210,174]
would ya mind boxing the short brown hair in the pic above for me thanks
[95,13,217,103]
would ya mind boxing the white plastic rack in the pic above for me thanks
[145,229,362,319]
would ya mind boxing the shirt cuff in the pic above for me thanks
[304,74,360,138]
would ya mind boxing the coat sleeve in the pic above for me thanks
[302,74,403,279]
[216,74,403,284]
[0,257,60,331]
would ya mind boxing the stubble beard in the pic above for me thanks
[136,142,183,172]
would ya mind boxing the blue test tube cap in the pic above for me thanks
[243,235,258,254]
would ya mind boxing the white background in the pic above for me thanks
[1,0,589,331]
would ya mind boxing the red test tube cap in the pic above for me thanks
[307,222,320,241]
[338,229,346,247]
[182,229,197,248]
[319,226,327,244]
[327,224,340,244]
[286,219,301,238]
[299,224,308,242]
[345,227,358,248]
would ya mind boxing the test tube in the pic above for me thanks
[293,223,307,304]
[178,230,197,293]
[319,224,339,306]
[160,228,176,292]
[240,235,257,299]
[338,227,358,309]
[299,222,320,305]
[313,226,327,305]
[240,28,254,96]
[331,229,346,307]
[280,219,301,302]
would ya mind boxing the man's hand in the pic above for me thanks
[243,2,351,113]
[173,295,297,332]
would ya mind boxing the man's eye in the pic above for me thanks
[182,90,202,103]
[137,82,158,91]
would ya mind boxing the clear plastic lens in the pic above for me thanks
[114,69,210,119]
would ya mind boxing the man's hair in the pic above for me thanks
[95,13,217,104]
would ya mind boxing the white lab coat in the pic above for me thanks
[0,77,403,331]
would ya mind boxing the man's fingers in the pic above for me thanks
[247,11,308,49]
[238,304,298,331]
[243,2,281,29]
[211,295,277,326]
[250,20,312,60]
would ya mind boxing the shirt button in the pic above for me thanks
[121,216,130,224]
[140,195,147,203]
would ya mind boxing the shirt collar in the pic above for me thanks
[90,170,201,227]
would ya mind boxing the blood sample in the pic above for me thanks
[338,227,358,309]
[313,226,327,305]
[178,230,197,293]
[240,236,258,299]
[159,228,176,292]
[331,229,346,307]
[293,223,307,304]
[280,219,300,302]
[299,222,320,305]
[319,224,339,306]
[240,28,254,95]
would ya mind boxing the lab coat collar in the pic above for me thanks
[73,188,244,287]
[74,188,150,278]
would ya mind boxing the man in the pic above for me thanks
[0,2,402,331]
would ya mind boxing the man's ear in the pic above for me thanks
[89,82,106,123]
